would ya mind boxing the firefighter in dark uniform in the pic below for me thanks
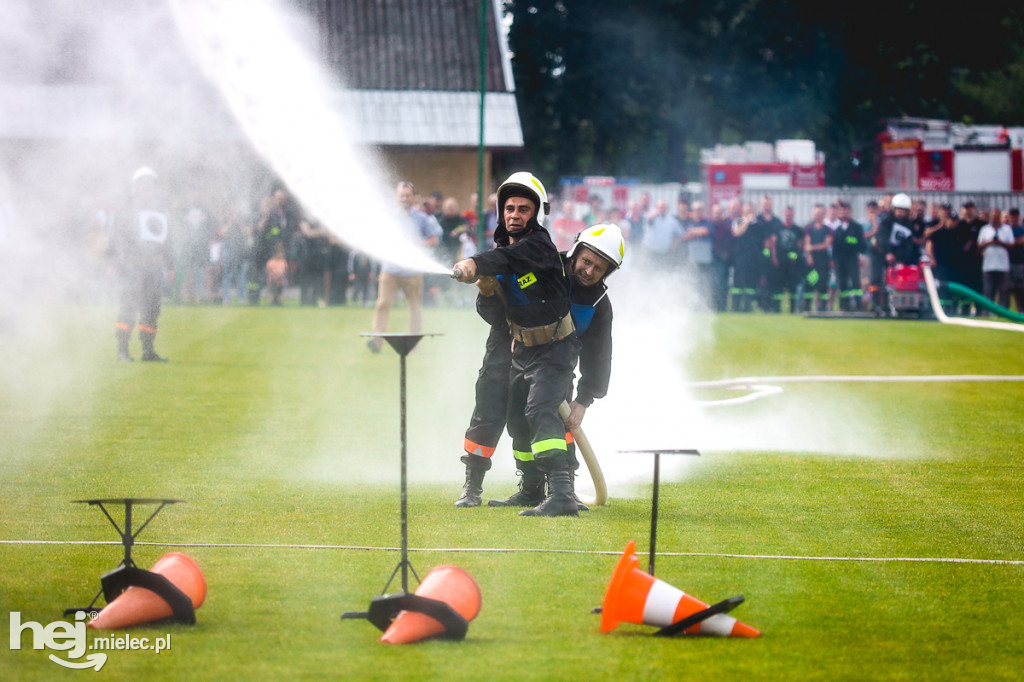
[884,193,919,267]
[833,200,866,311]
[115,167,173,362]
[453,172,581,517]
[802,203,833,312]
[547,224,620,510]
[729,203,763,312]
[875,193,917,316]
[455,223,623,512]
[768,206,805,313]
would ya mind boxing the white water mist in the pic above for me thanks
[169,0,451,275]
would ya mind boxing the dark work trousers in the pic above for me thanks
[769,254,804,313]
[117,263,163,332]
[464,323,513,458]
[835,254,863,311]
[506,335,581,470]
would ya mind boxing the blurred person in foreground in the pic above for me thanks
[114,166,173,362]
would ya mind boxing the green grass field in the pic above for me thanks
[2,302,1023,680]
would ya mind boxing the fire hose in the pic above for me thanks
[559,400,607,507]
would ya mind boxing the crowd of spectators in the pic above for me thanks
[83,181,499,309]
[568,191,1024,315]
[80,177,1024,317]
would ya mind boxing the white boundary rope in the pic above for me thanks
[2,540,1021,565]
[689,374,1024,388]
[690,374,1024,407]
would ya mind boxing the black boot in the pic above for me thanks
[568,472,589,512]
[520,466,579,517]
[488,460,545,507]
[116,327,134,362]
[140,329,168,362]
[454,455,490,508]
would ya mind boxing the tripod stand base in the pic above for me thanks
[64,564,197,625]
[342,593,469,641]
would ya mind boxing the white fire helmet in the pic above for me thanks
[497,171,550,228]
[892,193,912,210]
[131,166,158,190]
[567,223,625,271]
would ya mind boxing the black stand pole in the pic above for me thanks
[618,449,700,576]
[368,334,438,593]
[649,452,660,575]
[399,350,409,592]
[343,333,468,639]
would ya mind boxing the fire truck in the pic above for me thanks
[876,117,1024,192]
[701,139,826,206]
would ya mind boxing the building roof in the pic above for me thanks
[0,0,522,148]
[298,0,523,147]
[336,90,522,147]
[296,0,514,93]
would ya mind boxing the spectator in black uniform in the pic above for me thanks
[803,203,833,313]
[767,205,804,313]
[298,214,343,306]
[864,199,886,313]
[729,201,761,312]
[926,203,961,282]
[709,202,735,312]
[250,188,290,305]
[955,201,985,294]
[1006,208,1024,311]
[347,251,376,306]
[453,172,581,517]
[114,167,173,362]
[751,196,784,311]
[833,201,865,311]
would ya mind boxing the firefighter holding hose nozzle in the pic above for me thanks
[451,172,581,517]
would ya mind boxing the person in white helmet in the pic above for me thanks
[885,193,919,267]
[452,172,580,516]
[455,222,624,513]
[114,166,174,362]
[867,192,912,314]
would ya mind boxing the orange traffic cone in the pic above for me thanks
[380,565,481,644]
[89,553,206,630]
[601,541,759,637]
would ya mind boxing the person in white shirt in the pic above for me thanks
[977,209,1016,311]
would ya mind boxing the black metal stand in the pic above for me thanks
[342,334,466,639]
[618,449,700,576]
[64,498,195,624]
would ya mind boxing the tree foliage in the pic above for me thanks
[505,0,1024,186]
